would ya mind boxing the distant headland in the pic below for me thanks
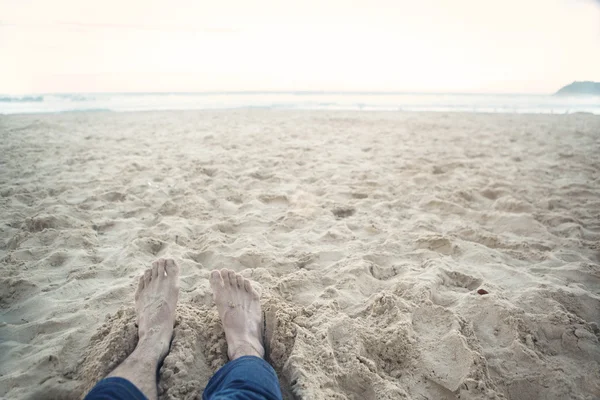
[555,81,600,96]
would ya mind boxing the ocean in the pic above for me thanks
[1,92,599,115]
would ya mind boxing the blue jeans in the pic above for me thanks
[85,356,283,400]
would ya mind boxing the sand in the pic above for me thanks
[0,110,599,400]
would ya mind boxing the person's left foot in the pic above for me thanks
[135,258,180,361]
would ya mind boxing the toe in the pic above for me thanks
[157,259,167,277]
[210,270,224,288]
[221,269,232,286]
[157,260,167,278]
[236,275,244,289]
[227,270,238,288]
[135,275,145,299]
[165,259,179,277]
[152,261,160,279]
[249,281,261,299]
[243,279,252,293]
[144,269,152,285]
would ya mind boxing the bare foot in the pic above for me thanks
[135,258,180,361]
[210,269,265,360]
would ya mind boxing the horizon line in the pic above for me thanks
[2,90,559,96]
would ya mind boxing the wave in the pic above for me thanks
[57,108,112,113]
[0,94,99,103]
[0,96,44,102]
[1,93,599,115]
[53,94,95,101]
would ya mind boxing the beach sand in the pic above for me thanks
[1,110,599,400]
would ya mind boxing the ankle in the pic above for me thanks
[228,342,265,360]
[135,334,171,362]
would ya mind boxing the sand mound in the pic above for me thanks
[74,288,502,400]
[76,304,225,400]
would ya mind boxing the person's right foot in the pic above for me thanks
[210,269,265,360]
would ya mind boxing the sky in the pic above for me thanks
[0,0,599,94]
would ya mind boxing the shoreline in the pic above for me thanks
[3,107,600,117]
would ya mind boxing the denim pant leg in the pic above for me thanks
[203,356,283,400]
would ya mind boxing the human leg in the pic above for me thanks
[202,356,282,400]
[204,269,282,400]
[85,259,180,400]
